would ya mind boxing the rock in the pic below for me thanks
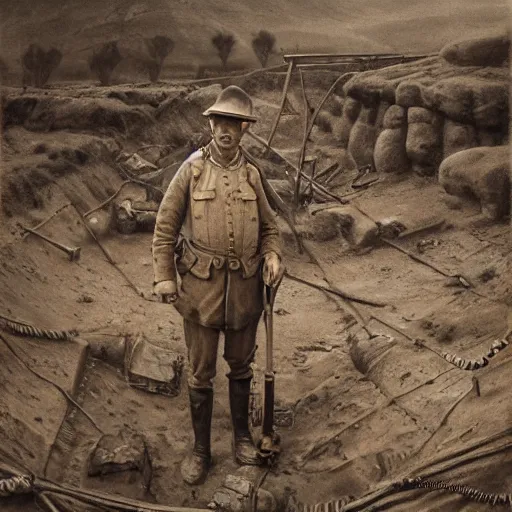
[438,145,510,220]
[335,97,361,148]
[477,128,505,147]
[406,107,443,176]
[443,119,478,158]
[422,78,473,125]
[374,105,410,174]
[381,83,397,104]
[210,473,276,512]
[347,104,379,168]
[471,79,508,129]
[383,105,408,130]
[440,34,510,67]
[396,81,426,108]
[88,426,151,488]
[422,77,508,131]
[309,206,379,247]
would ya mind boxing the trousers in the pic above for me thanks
[183,317,260,389]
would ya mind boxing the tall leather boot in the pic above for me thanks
[180,388,213,485]
[229,378,263,465]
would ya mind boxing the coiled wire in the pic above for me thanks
[402,476,511,506]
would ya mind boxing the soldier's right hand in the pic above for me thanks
[153,280,178,303]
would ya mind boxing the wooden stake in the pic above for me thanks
[297,72,351,171]
[294,68,309,210]
[266,60,295,148]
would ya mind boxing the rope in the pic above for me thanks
[0,317,78,341]
[0,474,34,497]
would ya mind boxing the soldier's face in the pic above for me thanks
[210,116,248,151]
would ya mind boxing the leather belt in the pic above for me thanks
[189,239,242,272]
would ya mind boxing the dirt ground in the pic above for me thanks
[0,73,511,512]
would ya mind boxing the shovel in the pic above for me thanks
[258,278,283,460]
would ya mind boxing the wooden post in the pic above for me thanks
[266,59,295,148]
[294,68,309,211]
[297,73,348,172]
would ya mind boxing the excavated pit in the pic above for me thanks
[0,58,511,512]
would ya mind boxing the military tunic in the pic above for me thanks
[152,144,282,331]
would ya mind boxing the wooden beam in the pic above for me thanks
[283,52,435,64]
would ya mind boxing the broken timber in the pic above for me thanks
[246,130,349,205]
[284,271,386,308]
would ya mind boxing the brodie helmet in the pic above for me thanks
[203,85,257,122]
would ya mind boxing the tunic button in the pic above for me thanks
[229,259,240,271]
[213,256,222,268]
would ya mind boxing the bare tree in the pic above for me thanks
[22,44,62,87]
[251,30,276,68]
[0,57,7,83]
[211,31,236,70]
[144,35,174,82]
[40,48,62,86]
[89,41,123,86]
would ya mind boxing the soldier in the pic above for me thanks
[152,86,283,485]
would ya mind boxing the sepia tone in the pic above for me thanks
[0,1,510,511]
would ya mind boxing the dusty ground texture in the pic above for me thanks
[0,55,511,512]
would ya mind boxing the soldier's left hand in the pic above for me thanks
[263,252,284,287]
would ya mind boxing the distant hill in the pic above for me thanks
[0,0,508,80]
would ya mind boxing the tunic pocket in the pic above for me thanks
[192,190,216,200]
[191,189,216,244]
